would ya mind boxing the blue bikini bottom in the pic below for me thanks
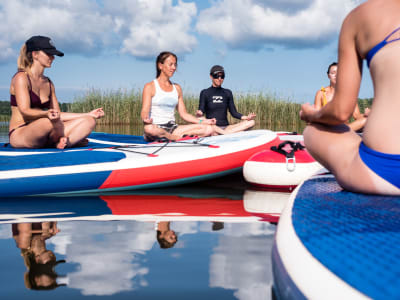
[359,142,400,189]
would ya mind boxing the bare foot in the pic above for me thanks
[56,137,69,149]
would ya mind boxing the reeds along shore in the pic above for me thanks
[68,89,306,132]
[0,90,372,133]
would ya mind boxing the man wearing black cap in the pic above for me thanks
[196,65,256,134]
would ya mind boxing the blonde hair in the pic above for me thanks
[17,44,33,71]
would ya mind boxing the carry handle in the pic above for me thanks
[270,141,305,172]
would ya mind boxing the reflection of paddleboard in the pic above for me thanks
[0,130,278,196]
[0,187,280,224]
[243,189,291,223]
[243,134,324,190]
[272,174,400,299]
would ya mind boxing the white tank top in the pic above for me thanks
[150,79,178,124]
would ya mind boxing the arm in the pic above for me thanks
[196,89,206,117]
[300,14,362,125]
[50,84,103,121]
[226,90,243,120]
[141,82,154,124]
[176,84,215,125]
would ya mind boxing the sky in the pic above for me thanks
[0,0,372,103]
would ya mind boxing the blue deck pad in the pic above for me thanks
[88,132,147,144]
[0,150,126,171]
[292,176,400,299]
[0,132,147,152]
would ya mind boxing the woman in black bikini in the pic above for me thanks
[9,36,104,149]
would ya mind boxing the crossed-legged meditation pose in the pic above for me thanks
[314,62,369,132]
[9,35,104,149]
[141,51,217,142]
[196,65,256,134]
[300,0,400,195]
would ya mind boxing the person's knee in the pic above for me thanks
[83,115,96,130]
[204,125,214,136]
[246,120,255,128]
[144,125,158,136]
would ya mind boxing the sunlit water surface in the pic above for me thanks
[0,125,282,299]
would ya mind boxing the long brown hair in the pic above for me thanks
[17,44,33,72]
[156,51,177,78]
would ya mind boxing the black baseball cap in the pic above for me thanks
[210,65,224,75]
[26,36,64,57]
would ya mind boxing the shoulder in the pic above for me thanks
[12,72,29,88]
[44,76,54,87]
[173,83,182,94]
[13,71,28,82]
[200,87,212,95]
[223,88,233,96]
[143,80,155,92]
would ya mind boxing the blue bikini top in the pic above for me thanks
[366,27,400,68]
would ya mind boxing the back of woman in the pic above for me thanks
[354,0,400,153]
[300,0,400,195]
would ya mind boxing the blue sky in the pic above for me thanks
[0,0,371,103]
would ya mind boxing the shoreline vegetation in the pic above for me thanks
[0,89,372,133]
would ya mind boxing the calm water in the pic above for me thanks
[0,125,286,299]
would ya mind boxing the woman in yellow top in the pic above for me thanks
[314,62,369,131]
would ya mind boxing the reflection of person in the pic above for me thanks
[300,0,400,195]
[141,51,217,142]
[12,222,66,290]
[314,62,369,132]
[156,221,178,249]
[196,65,256,134]
[9,35,104,149]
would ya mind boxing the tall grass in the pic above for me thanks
[67,89,305,132]
[1,90,372,134]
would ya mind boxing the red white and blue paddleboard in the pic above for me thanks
[272,174,400,299]
[0,130,278,197]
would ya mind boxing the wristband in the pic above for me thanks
[199,119,203,124]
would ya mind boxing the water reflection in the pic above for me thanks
[0,185,290,299]
[12,222,66,290]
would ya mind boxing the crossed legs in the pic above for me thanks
[9,115,96,149]
[303,123,400,194]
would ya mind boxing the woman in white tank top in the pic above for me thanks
[141,51,218,141]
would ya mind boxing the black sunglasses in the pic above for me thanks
[212,73,225,79]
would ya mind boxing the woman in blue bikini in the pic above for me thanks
[9,36,104,149]
[300,0,400,195]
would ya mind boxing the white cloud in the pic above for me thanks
[104,0,197,58]
[0,0,198,62]
[196,0,360,50]
[0,0,114,61]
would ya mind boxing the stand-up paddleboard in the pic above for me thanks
[0,187,280,224]
[272,174,400,299]
[243,133,324,191]
[0,130,279,197]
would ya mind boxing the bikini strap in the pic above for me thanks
[12,70,32,91]
[46,77,53,98]
[382,26,400,43]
